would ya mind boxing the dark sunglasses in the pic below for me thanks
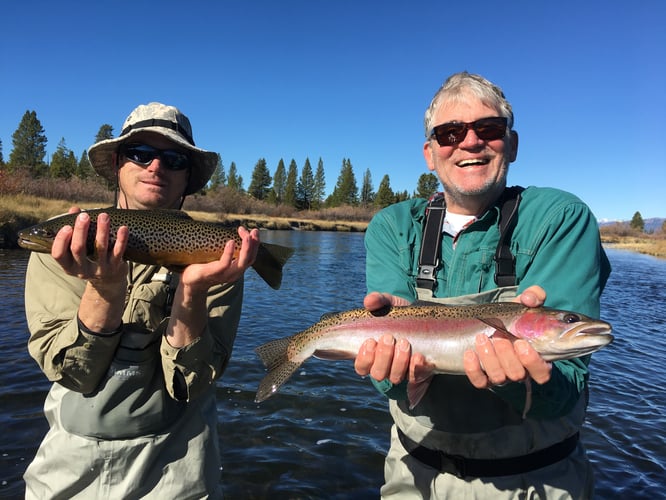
[120,144,190,171]
[429,117,508,147]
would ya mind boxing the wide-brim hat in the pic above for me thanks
[88,102,218,195]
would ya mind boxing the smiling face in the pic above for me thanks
[115,131,190,209]
[423,90,519,215]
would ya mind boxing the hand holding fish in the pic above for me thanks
[50,208,130,335]
[166,226,260,349]
[255,293,612,407]
[354,286,552,389]
[179,226,260,292]
[51,209,129,285]
[464,285,553,389]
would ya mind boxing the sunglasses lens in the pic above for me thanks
[433,124,467,146]
[122,145,189,170]
[161,151,189,170]
[431,117,507,146]
[474,118,507,141]
[124,146,154,165]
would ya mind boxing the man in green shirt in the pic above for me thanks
[355,72,610,498]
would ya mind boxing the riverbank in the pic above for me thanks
[2,195,662,258]
[601,236,666,259]
[0,197,368,249]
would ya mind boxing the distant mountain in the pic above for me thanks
[600,218,665,233]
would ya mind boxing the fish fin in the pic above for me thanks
[254,336,303,402]
[407,375,434,410]
[251,242,295,290]
[479,317,518,340]
[313,349,356,361]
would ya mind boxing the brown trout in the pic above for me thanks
[18,208,294,289]
[254,302,613,408]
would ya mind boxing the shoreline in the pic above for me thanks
[2,204,663,259]
[601,239,666,259]
[0,207,369,250]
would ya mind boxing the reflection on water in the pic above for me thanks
[1,242,665,499]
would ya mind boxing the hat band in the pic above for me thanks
[121,119,195,145]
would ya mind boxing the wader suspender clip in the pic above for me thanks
[417,187,524,291]
[416,193,446,291]
[494,186,524,287]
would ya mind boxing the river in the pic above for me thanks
[0,233,664,499]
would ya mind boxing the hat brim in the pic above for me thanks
[88,128,217,195]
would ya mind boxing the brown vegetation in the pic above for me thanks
[599,223,666,259]
[0,171,372,248]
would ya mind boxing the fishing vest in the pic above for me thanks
[59,264,187,439]
[416,186,524,297]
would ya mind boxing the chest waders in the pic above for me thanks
[398,185,583,478]
[416,186,525,295]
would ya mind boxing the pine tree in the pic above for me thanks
[50,138,78,179]
[374,174,395,208]
[271,159,287,204]
[415,173,440,199]
[297,157,316,210]
[630,211,645,232]
[248,158,272,200]
[329,158,358,207]
[395,190,410,203]
[284,159,298,208]
[360,168,375,207]
[209,154,226,190]
[8,110,48,176]
[227,162,241,191]
[0,138,4,166]
[75,150,92,178]
[95,124,114,143]
[312,157,326,209]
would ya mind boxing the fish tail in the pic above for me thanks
[254,337,303,402]
[252,242,294,290]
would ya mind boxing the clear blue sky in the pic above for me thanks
[1,1,664,221]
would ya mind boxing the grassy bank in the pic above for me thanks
[3,191,662,259]
[600,225,666,259]
[601,235,666,259]
[0,193,368,249]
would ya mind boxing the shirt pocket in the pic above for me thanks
[124,279,171,332]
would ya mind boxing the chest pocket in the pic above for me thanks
[60,268,186,439]
[124,270,178,331]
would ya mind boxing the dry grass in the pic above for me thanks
[0,171,371,248]
[600,224,666,259]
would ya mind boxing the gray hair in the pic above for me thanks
[424,72,514,137]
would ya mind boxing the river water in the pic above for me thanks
[0,233,664,499]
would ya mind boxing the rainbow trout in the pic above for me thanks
[254,302,613,408]
[18,208,294,289]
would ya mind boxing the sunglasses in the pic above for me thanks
[429,117,508,147]
[120,144,190,171]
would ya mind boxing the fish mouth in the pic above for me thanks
[563,322,613,340]
[17,234,52,252]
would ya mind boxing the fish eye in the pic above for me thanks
[563,313,580,324]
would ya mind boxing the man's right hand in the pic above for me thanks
[354,292,427,385]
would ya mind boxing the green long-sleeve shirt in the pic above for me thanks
[365,185,611,422]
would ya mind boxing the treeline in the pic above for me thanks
[0,109,441,211]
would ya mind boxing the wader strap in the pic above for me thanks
[416,193,446,291]
[397,427,579,478]
[494,187,524,288]
[417,187,524,293]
